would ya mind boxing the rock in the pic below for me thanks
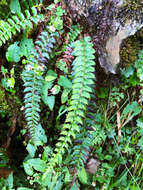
[86,158,100,174]
[101,19,143,73]
[65,0,143,73]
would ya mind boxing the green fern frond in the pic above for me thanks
[22,29,56,145]
[69,86,96,168]
[0,4,44,47]
[22,63,44,144]
[42,36,96,181]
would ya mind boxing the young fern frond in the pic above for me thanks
[22,29,56,145]
[42,36,96,181]
[0,5,43,47]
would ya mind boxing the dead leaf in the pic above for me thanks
[0,167,13,179]
[117,109,121,144]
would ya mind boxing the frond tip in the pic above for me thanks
[22,29,56,146]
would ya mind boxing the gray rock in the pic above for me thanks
[65,0,143,73]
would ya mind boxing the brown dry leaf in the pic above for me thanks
[117,109,121,144]
[86,158,100,174]
[0,167,13,179]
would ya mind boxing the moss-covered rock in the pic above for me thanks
[120,28,143,68]
[65,0,143,73]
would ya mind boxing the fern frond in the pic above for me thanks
[0,4,44,47]
[22,29,56,145]
[42,36,96,181]
[22,64,44,143]
[21,0,40,10]
[68,83,96,167]
[71,127,94,169]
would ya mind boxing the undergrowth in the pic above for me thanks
[0,0,142,190]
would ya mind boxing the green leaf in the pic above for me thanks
[70,183,79,190]
[96,87,108,98]
[26,143,36,158]
[42,169,53,186]
[64,167,71,183]
[28,158,46,172]
[42,146,52,161]
[47,4,55,11]
[1,66,8,74]
[104,155,112,161]
[121,66,134,78]
[34,124,47,146]
[31,7,37,17]
[122,101,141,121]
[55,6,65,16]
[10,0,21,14]
[10,68,15,76]
[58,76,72,89]
[77,167,88,184]
[137,136,143,150]
[24,158,46,176]
[1,78,9,89]
[23,162,33,176]
[57,105,67,120]
[6,42,21,62]
[41,81,53,105]
[61,89,70,104]
[45,70,57,82]
[5,172,13,189]
[47,96,55,111]
[54,176,63,190]
[20,35,34,58]
[137,118,143,135]
[7,77,15,88]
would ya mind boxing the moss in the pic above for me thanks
[0,85,22,119]
[120,28,143,68]
[0,87,9,115]
[0,0,10,19]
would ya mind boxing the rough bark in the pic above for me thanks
[65,0,143,73]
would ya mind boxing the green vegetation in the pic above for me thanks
[0,0,142,189]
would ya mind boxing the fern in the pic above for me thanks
[42,36,96,182]
[22,29,56,146]
[71,123,94,169]
[21,0,40,10]
[69,87,96,166]
[71,106,103,154]
[0,1,44,47]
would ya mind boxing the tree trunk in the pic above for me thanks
[65,0,143,73]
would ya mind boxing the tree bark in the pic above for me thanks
[65,0,143,73]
